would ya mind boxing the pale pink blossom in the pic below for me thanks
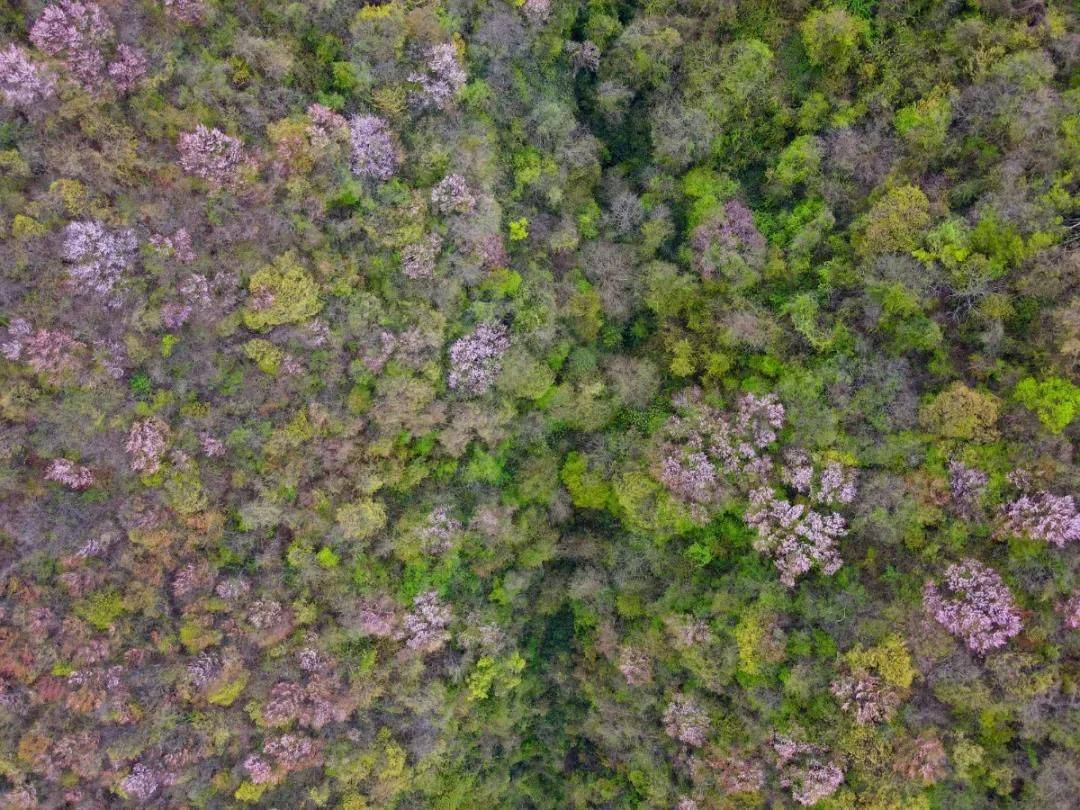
[106,44,147,92]
[746,488,845,587]
[1000,492,1080,548]
[163,0,206,25]
[431,173,476,214]
[663,695,709,747]
[924,559,1022,653]
[62,220,137,298]
[348,114,399,180]
[448,322,509,395]
[409,43,466,109]
[125,418,169,474]
[44,458,93,490]
[30,1,113,88]
[178,125,245,184]
[402,590,451,653]
[0,44,55,107]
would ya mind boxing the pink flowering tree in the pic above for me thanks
[44,458,94,490]
[163,0,207,25]
[29,1,114,88]
[1058,593,1080,631]
[772,736,844,806]
[402,233,443,280]
[924,559,1022,653]
[662,694,709,747]
[348,114,400,180]
[106,44,147,93]
[999,492,1080,548]
[409,43,466,109]
[746,488,846,587]
[126,418,170,475]
[62,220,137,300]
[657,387,856,586]
[2,319,85,378]
[431,173,476,215]
[830,673,900,725]
[0,45,56,108]
[306,103,347,147]
[448,322,510,395]
[401,590,451,652]
[178,125,245,184]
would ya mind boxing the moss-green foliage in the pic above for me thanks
[242,252,322,331]
[1014,376,1080,434]
[337,500,388,542]
[919,382,1002,441]
[74,589,127,631]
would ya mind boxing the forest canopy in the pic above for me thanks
[0,0,1079,807]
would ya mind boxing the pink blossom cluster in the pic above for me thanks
[44,458,94,490]
[448,322,509,395]
[659,389,783,507]
[0,44,56,107]
[422,506,460,554]
[780,448,814,493]
[2,786,37,809]
[306,103,347,147]
[262,733,320,772]
[178,125,245,184]
[62,220,137,299]
[163,0,206,25]
[999,491,1080,548]
[431,173,476,215]
[215,576,250,600]
[29,1,113,88]
[120,763,159,801]
[773,736,844,806]
[171,562,214,600]
[402,233,443,279]
[2,319,84,377]
[149,228,196,263]
[924,559,1022,653]
[348,114,400,180]
[354,596,398,638]
[106,44,148,93]
[247,599,285,630]
[948,460,988,517]
[262,677,344,730]
[161,273,210,329]
[745,488,845,587]
[830,673,900,725]
[125,418,169,474]
[475,233,509,270]
[781,455,857,505]
[674,389,780,473]
[243,754,274,785]
[815,461,857,505]
[409,43,466,109]
[690,200,767,281]
[402,590,451,652]
[662,694,709,747]
[659,388,856,585]
[185,651,220,687]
